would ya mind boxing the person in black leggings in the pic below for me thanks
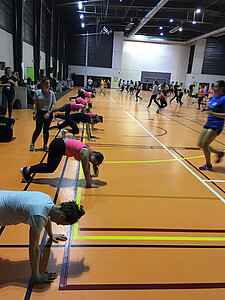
[135,81,142,102]
[30,78,56,152]
[170,81,179,103]
[49,113,100,140]
[21,138,104,188]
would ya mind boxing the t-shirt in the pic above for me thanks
[65,139,91,161]
[160,90,167,101]
[70,103,83,112]
[34,89,56,111]
[152,84,158,95]
[0,116,15,142]
[0,75,17,96]
[69,113,91,123]
[0,191,53,233]
[206,95,225,130]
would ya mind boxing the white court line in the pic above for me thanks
[105,93,119,103]
[204,180,225,182]
[126,110,225,204]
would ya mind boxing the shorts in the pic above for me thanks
[203,125,222,135]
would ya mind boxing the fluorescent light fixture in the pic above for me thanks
[78,2,83,10]
[160,32,164,36]
[169,18,174,22]
[196,8,201,13]
[125,19,134,31]
[159,26,163,29]
[192,20,197,24]
[179,27,183,31]
[80,14,84,19]
[81,22,85,28]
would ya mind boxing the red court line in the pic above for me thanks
[79,227,225,233]
[59,282,225,291]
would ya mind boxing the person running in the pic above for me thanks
[135,81,142,102]
[0,67,18,118]
[197,80,225,170]
[177,83,184,106]
[21,138,104,187]
[49,113,101,140]
[99,80,106,96]
[197,85,205,110]
[170,81,179,103]
[209,85,214,100]
[29,78,56,152]
[120,80,125,93]
[156,84,168,113]
[0,190,85,283]
[146,81,159,108]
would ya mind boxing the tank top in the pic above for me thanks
[83,91,91,98]
[65,139,91,161]
[76,97,88,106]
[85,113,96,117]
[70,103,83,112]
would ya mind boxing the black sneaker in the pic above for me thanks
[20,167,32,183]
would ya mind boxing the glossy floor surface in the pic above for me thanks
[1,88,225,299]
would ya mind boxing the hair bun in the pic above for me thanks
[78,205,85,218]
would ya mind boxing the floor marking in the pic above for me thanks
[204,180,225,182]
[84,193,217,200]
[105,93,119,103]
[76,235,225,241]
[126,110,225,204]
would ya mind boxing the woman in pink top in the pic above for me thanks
[52,103,88,119]
[21,138,104,188]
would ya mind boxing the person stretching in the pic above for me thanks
[49,113,101,140]
[21,138,104,188]
[197,80,225,170]
[0,190,85,283]
[52,103,89,120]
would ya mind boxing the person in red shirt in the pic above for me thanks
[198,85,205,110]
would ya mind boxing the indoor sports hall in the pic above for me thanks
[1,1,225,300]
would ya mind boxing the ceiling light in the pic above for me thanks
[159,26,163,30]
[80,14,84,19]
[81,23,85,28]
[196,8,201,13]
[78,2,83,10]
[160,32,164,36]
[192,20,197,24]
[179,27,183,32]
[169,18,174,23]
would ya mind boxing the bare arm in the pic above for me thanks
[44,217,67,243]
[29,227,41,280]
[80,148,92,187]
[0,80,10,87]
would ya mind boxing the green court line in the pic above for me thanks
[83,193,217,200]
[76,235,225,241]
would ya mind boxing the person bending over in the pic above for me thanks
[49,113,101,140]
[52,103,89,120]
[197,80,225,170]
[21,138,104,188]
[0,107,15,142]
[0,190,85,283]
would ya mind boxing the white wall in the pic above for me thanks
[121,40,189,85]
[0,28,14,77]
[185,39,225,89]
[68,32,124,88]
[23,41,33,79]
[40,51,46,74]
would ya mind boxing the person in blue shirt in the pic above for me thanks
[197,80,225,170]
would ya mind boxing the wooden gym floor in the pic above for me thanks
[1,87,225,300]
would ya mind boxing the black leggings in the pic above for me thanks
[147,94,160,107]
[136,90,142,100]
[198,97,204,109]
[159,99,167,109]
[32,109,53,145]
[56,115,79,134]
[170,92,178,102]
[2,93,14,118]
[30,138,66,173]
[53,104,71,116]
[177,93,183,105]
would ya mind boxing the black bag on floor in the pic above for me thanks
[13,99,22,109]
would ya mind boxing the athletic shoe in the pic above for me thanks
[20,167,32,183]
[156,108,161,114]
[53,113,56,121]
[43,145,49,152]
[215,152,224,163]
[61,129,66,138]
[199,163,212,171]
[29,144,34,151]
[146,106,150,108]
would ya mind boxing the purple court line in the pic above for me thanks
[79,227,225,233]
[59,282,225,291]
[59,125,84,289]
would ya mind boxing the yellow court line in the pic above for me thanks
[103,154,209,164]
